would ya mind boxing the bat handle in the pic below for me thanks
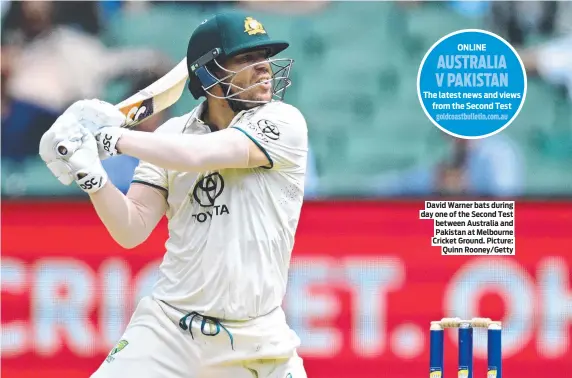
[56,140,81,158]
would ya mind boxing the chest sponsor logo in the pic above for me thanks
[191,172,229,223]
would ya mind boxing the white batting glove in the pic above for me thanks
[95,126,125,160]
[67,99,127,135]
[39,111,85,185]
[39,124,108,194]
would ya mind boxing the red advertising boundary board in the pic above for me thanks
[2,200,571,378]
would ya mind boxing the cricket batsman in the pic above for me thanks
[38,11,308,378]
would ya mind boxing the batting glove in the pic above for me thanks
[95,126,125,160]
[68,99,127,135]
[39,124,108,194]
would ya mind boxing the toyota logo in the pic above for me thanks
[192,172,224,207]
[258,120,280,140]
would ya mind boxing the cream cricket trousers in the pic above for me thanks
[91,296,307,378]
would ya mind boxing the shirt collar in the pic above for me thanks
[185,101,259,133]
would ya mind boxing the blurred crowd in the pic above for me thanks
[1,1,571,199]
[1,2,171,160]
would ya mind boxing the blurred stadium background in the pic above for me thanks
[1,1,571,378]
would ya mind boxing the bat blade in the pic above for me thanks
[55,58,189,159]
[116,57,189,128]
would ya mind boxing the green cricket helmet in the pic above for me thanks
[186,11,293,105]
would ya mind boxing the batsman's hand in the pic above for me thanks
[95,126,125,160]
[67,99,127,134]
[39,121,109,194]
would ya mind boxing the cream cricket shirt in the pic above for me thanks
[132,101,308,320]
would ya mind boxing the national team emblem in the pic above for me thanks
[244,17,266,35]
[106,339,129,363]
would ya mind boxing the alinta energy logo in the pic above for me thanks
[191,172,229,223]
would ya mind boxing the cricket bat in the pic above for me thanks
[56,58,188,157]
[116,57,189,129]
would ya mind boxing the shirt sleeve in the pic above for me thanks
[132,159,168,192]
[231,103,308,172]
[130,116,185,192]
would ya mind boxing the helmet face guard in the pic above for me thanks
[190,48,293,104]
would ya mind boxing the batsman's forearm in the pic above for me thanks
[88,181,162,249]
[116,128,249,172]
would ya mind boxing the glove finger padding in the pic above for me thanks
[39,123,109,193]
[39,104,112,193]
[39,117,83,160]
[72,99,127,135]
[39,125,84,185]
[67,129,109,193]
[45,159,75,185]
